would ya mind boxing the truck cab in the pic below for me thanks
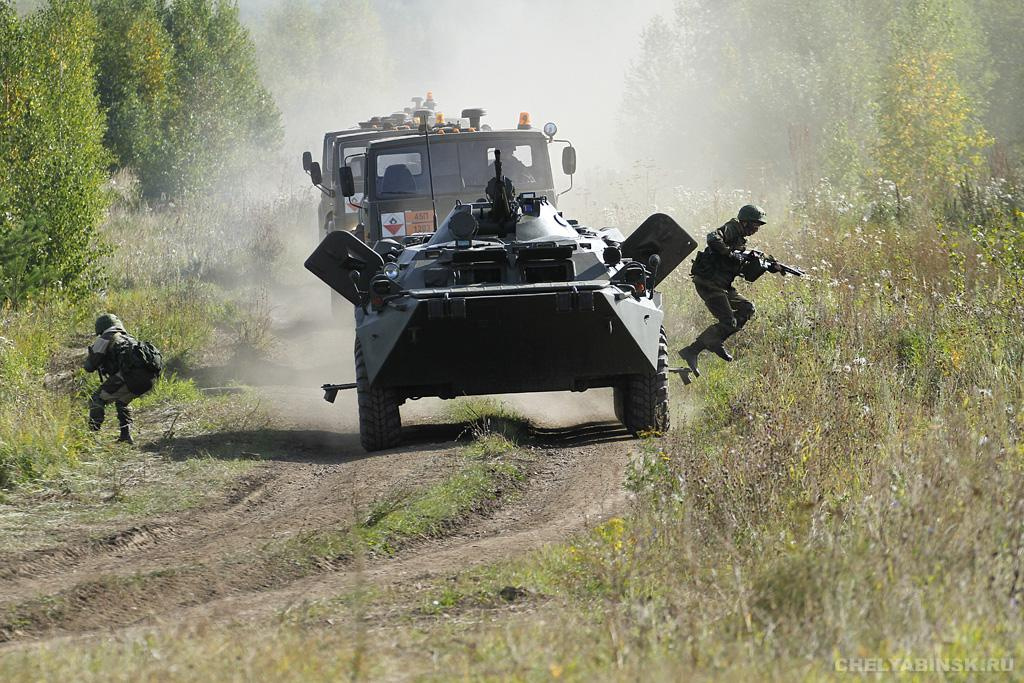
[343,128,575,244]
[312,129,407,241]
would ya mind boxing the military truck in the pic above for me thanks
[302,95,442,242]
[304,99,576,246]
[306,145,696,451]
[337,123,576,245]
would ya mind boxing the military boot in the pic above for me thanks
[709,344,733,362]
[88,407,104,431]
[117,426,135,445]
[678,342,703,377]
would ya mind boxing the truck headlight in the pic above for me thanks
[383,263,400,281]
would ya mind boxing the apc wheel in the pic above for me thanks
[613,385,626,424]
[354,339,402,451]
[619,327,670,435]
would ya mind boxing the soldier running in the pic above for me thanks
[678,204,781,377]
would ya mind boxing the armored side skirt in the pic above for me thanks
[357,286,663,398]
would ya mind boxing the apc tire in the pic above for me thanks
[613,385,626,424]
[619,327,670,435]
[354,339,402,451]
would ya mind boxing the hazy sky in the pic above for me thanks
[242,0,675,166]
[381,0,674,157]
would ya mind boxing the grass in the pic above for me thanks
[0,449,261,555]
[359,433,526,554]
[0,188,301,491]
[3,182,1023,679]
[444,396,532,442]
[280,426,528,569]
[0,193,286,552]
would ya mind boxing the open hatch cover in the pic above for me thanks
[304,230,385,305]
[621,213,698,287]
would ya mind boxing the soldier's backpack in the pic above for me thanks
[119,338,164,395]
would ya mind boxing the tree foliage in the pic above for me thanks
[92,0,175,190]
[0,0,109,304]
[623,0,1021,195]
[92,0,282,198]
[876,0,992,198]
[253,0,392,150]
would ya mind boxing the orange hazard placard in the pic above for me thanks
[405,210,435,233]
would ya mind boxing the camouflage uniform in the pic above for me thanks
[679,205,769,374]
[84,314,139,444]
[690,218,756,350]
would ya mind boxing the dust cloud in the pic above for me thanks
[241,0,675,183]
[232,0,675,432]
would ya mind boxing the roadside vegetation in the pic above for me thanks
[2,0,1024,679]
[9,180,1018,681]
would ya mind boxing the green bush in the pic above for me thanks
[0,0,110,306]
[91,0,282,199]
[92,0,176,185]
[0,299,92,487]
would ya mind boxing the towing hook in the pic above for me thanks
[321,382,357,403]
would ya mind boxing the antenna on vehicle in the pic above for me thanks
[419,113,439,232]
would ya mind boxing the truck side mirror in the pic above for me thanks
[562,146,576,175]
[302,151,313,172]
[339,166,355,198]
[309,161,322,186]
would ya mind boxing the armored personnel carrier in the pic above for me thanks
[306,148,696,451]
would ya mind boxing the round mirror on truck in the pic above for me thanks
[561,146,577,175]
[543,122,558,140]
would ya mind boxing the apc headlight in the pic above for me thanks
[383,262,400,281]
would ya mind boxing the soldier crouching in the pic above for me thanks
[678,204,780,376]
[84,313,139,444]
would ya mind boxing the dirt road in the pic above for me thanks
[0,298,639,646]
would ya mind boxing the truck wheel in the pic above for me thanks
[620,327,670,435]
[355,339,402,451]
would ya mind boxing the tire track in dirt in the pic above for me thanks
[153,421,639,629]
[0,292,643,646]
[0,430,460,642]
[0,415,639,646]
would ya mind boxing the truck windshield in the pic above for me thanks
[341,146,365,180]
[371,138,553,200]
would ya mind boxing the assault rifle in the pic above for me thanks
[736,249,805,281]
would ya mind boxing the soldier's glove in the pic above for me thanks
[768,262,782,273]
[729,251,746,263]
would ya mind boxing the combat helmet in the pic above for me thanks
[94,313,124,335]
[737,204,766,224]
